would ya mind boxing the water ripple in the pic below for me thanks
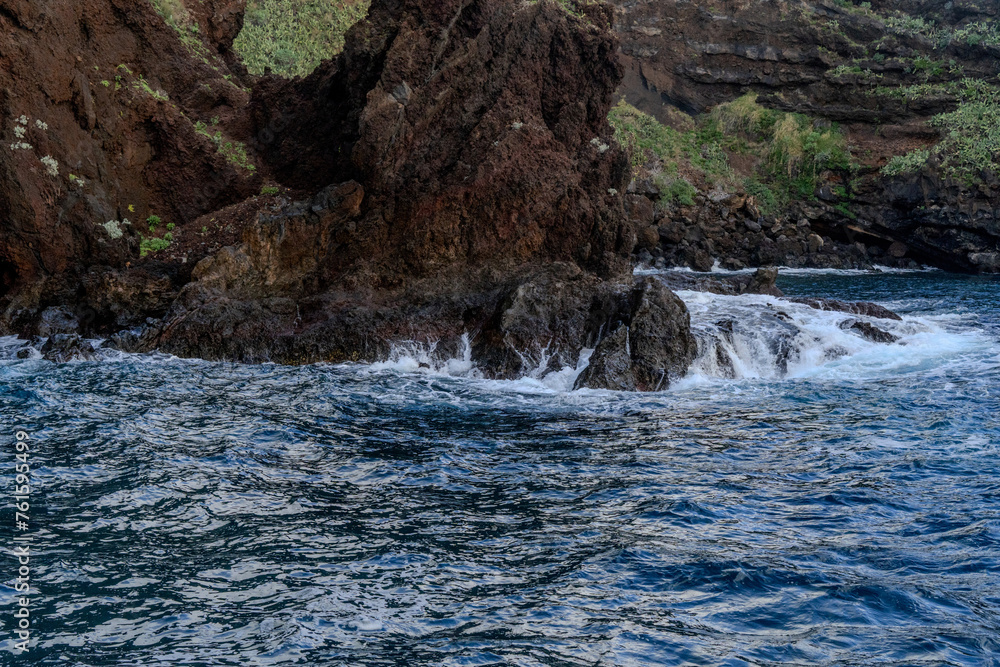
[0,272,998,665]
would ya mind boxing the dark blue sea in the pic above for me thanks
[1,270,998,665]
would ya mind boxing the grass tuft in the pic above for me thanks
[194,121,256,172]
[882,83,1000,183]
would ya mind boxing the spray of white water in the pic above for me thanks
[675,290,985,386]
[2,281,989,393]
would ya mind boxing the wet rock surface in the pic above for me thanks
[791,297,903,321]
[575,277,697,391]
[654,268,784,298]
[845,320,900,344]
[40,334,97,363]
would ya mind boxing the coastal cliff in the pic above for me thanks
[0,0,996,387]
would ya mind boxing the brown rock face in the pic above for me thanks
[610,0,999,122]
[0,0,259,324]
[0,0,705,388]
[252,0,633,281]
[143,0,657,375]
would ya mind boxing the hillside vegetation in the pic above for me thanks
[610,96,855,215]
[233,0,369,77]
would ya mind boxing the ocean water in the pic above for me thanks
[1,270,998,666]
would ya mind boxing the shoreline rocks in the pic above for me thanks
[0,0,938,384]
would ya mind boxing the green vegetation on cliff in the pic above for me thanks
[150,0,205,53]
[234,0,370,78]
[883,81,1000,183]
[609,95,854,215]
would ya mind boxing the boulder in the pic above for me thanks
[791,297,902,321]
[742,267,784,297]
[576,277,697,391]
[37,307,79,337]
[639,225,660,251]
[843,320,899,343]
[807,233,825,253]
[40,335,97,362]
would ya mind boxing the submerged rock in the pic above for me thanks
[791,297,902,321]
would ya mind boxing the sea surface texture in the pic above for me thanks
[1,271,998,666]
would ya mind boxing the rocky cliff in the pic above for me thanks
[0,0,258,328]
[610,0,1000,272]
[0,0,708,388]
[0,0,993,387]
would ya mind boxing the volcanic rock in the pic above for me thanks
[575,277,697,391]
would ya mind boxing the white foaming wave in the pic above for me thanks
[3,286,989,396]
[0,334,187,365]
[634,262,939,276]
[367,333,478,377]
[675,290,990,386]
[0,335,38,361]
[364,333,595,394]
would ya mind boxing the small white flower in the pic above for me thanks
[102,220,124,239]
[591,137,609,153]
[121,218,131,226]
[9,141,32,151]
[13,125,26,139]
[608,188,618,196]
[34,120,48,131]
[16,115,28,126]
[511,121,523,130]
[40,155,59,177]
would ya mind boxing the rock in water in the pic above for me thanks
[743,267,783,297]
[37,307,80,337]
[791,298,902,321]
[40,335,97,362]
[576,278,697,391]
[844,320,899,343]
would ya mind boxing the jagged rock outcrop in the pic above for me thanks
[104,0,696,389]
[575,277,697,391]
[251,0,634,281]
[850,166,1000,273]
[40,334,97,362]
